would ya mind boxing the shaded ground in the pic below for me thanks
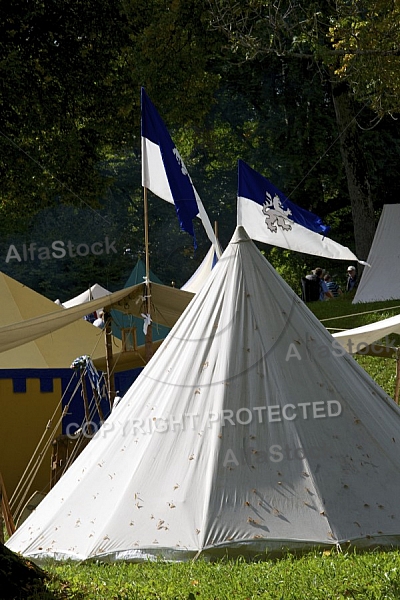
[0,541,55,599]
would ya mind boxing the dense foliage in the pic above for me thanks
[0,0,399,296]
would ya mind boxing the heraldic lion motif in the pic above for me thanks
[262,192,293,233]
[173,147,188,176]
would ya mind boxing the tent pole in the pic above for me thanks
[92,386,105,423]
[80,369,93,435]
[144,186,153,362]
[0,471,15,538]
[104,311,116,407]
[395,349,400,405]
[144,187,150,287]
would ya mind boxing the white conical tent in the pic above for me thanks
[181,241,222,294]
[7,227,400,562]
[353,204,400,303]
[61,284,111,308]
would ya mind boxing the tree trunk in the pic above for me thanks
[331,79,376,262]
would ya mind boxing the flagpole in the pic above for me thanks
[144,186,150,283]
[143,186,153,361]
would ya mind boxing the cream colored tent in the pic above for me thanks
[353,205,400,303]
[0,272,193,500]
[0,272,111,503]
[0,278,194,357]
[7,227,400,562]
[0,273,108,369]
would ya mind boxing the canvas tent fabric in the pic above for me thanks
[0,283,136,356]
[353,204,400,304]
[332,312,400,353]
[111,259,170,346]
[0,280,194,356]
[0,273,160,505]
[123,258,163,288]
[181,242,221,294]
[60,284,111,308]
[0,272,114,504]
[0,272,108,369]
[0,367,142,504]
[91,339,164,373]
[7,226,400,563]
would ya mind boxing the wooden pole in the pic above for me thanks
[214,220,218,239]
[144,186,153,362]
[395,351,400,405]
[80,369,93,436]
[144,187,150,289]
[92,387,105,423]
[104,311,116,407]
[0,471,15,538]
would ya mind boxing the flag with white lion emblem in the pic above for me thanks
[237,160,366,264]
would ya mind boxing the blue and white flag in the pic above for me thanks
[141,88,220,255]
[237,160,366,263]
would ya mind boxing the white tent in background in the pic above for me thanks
[353,205,400,303]
[332,312,400,353]
[181,242,222,294]
[7,227,400,562]
[58,283,111,308]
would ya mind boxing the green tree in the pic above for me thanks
[121,0,220,125]
[0,0,227,293]
[2,0,399,296]
[329,0,400,116]
[207,0,400,260]
[0,0,133,224]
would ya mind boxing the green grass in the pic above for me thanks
[308,296,400,398]
[41,550,400,599]
[307,294,400,331]
[11,297,400,599]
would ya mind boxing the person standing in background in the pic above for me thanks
[346,266,358,292]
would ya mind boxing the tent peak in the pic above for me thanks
[231,226,251,244]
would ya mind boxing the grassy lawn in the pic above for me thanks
[309,295,400,399]
[308,295,400,331]
[43,550,400,599]
[8,296,400,599]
